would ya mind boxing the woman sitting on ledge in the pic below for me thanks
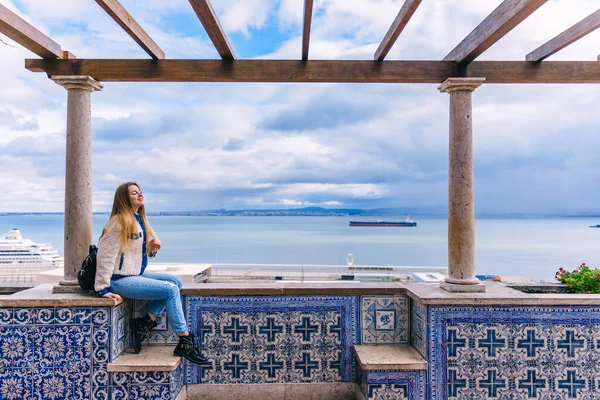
[95,181,208,365]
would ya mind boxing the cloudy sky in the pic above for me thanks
[0,0,599,214]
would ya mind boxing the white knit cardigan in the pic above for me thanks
[94,217,147,293]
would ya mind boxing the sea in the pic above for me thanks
[1,214,599,282]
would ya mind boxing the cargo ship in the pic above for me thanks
[590,224,600,228]
[349,217,417,227]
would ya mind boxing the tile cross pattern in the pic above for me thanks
[185,295,357,384]
[430,306,600,399]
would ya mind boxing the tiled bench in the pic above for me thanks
[107,346,186,400]
[354,344,427,400]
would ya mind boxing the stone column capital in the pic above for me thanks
[438,78,485,94]
[51,75,103,92]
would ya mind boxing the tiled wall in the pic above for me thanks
[0,302,186,400]
[110,363,184,399]
[132,299,179,345]
[429,305,600,399]
[0,306,118,400]
[184,295,359,384]
[132,294,412,385]
[136,294,412,349]
[111,300,131,360]
[359,368,426,400]
[410,299,427,358]
[7,295,600,399]
[132,293,410,393]
[0,293,414,399]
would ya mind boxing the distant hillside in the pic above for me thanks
[2,208,599,217]
[151,206,448,216]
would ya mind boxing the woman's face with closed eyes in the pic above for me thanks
[128,185,144,212]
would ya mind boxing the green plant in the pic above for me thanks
[555,263,600,294]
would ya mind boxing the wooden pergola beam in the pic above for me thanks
[374,0,422,61]
[189,0,235,60]
[0,4,61,58]
[526,9,600,62]
[95,0,165,60]
[302,0,314,61]
[444,0,548,64]
[25,59,600,84]
[466,61,600,83]
[26,59,452,83]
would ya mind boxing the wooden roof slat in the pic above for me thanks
[444,0,548,64]
[302,0,314,61]
[526,9,600,62]
[189,0,235,60]
[25,59,600,84]
[95,0,165,60]
[0,4,61,58]
[60,51,77,59]
[374,0,422,61]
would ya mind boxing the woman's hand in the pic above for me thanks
[103,292,122,301]
[148,238,161,254]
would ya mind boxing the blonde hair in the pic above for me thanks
[100,182,159,252]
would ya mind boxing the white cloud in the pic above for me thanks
[0,0,598,214]
[212,0,274,36]
[280,199,303,206]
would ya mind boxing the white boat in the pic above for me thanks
[0,229,63,283]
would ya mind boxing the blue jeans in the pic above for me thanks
[110,272,188,334]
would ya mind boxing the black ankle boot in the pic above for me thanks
[130,314,158,354]
[173,334,209,365]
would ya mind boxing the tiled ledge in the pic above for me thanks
[5,281,600,307]
[185,281,600,305]
[404,281,600,305]
[0,284,121,306]
[180,282,407,295]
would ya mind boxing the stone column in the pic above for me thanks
[51,76,103,293]
[438,78,485,293]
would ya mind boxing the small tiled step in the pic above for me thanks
[353,344,427,371]
[107,347,186,400]
[108,346,182,372]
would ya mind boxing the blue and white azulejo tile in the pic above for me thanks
[430,305,600,399]
[185,295,358,384]
[361,295,409,344]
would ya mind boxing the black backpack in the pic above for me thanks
[78,245,98,291]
